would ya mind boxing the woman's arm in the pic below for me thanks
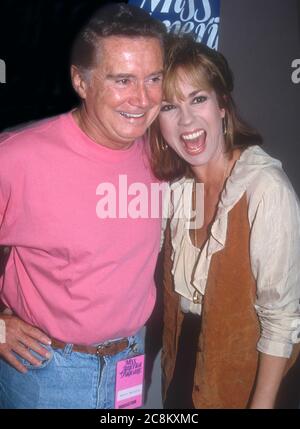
[249,171,300,408]
[249,352,288,409]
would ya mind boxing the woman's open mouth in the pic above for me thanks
[180,129,206,155]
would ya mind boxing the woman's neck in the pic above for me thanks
[191,148,241,192]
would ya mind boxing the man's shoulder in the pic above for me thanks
[0,113,67,153]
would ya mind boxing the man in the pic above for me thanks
[0,3,166,408]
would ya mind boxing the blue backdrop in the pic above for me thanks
[128,0,220,49]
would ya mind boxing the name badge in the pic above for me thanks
[115,354,145,409]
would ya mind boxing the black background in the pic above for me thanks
[0,0,124,131]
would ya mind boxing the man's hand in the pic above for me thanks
[0,314,52,373]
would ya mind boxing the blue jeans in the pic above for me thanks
[0,333,144,409]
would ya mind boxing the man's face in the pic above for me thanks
[76,36,164,150]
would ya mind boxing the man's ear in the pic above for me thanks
[71,65,88,99]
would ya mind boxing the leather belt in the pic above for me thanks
[51,337,129,357]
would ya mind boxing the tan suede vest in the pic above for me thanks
[162,193,299,409]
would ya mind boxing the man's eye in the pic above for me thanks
[116,79,130,85]
[149,76,162,84]
[192,95,207,104]
[160,104,175,112]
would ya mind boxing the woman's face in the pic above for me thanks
[159,73,225,167]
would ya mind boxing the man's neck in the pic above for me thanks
[72,107,134,150]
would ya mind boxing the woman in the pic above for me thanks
[150,35,300,409]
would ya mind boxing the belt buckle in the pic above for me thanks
[96,343,110,356]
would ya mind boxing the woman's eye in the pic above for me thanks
[160,104,175,112]
[192,95,207,104]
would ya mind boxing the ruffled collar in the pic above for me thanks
[195,145,281,274]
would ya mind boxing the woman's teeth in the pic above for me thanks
[181,129,205,141]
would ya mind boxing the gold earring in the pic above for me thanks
[155,137,168,152]
[222,116,227,136]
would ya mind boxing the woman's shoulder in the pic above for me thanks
[237,147,300,220]
[235,146,296,198]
